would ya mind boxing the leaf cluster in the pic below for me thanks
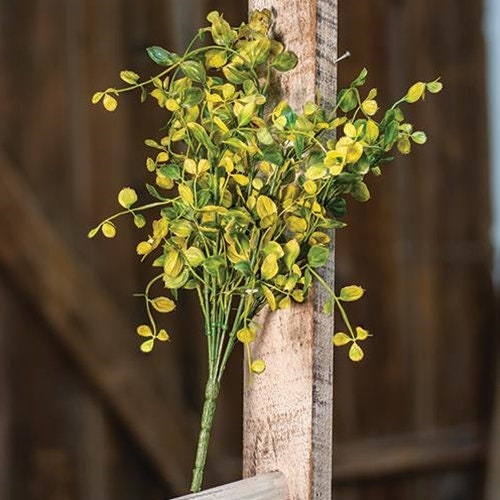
[89,9,442,366]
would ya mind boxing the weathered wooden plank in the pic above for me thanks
[334,424,485,483]
[243,2,337,500]
[173,471,288,500]
[0,150,193,492]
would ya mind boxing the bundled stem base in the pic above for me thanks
[190,378,220,492]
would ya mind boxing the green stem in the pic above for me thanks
[190,377,220,493]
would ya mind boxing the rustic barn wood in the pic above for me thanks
[0,0,494,498]
[0,150,193,491]
[173,471,288,500]
[334,424,485,483]
[243,2,337,500]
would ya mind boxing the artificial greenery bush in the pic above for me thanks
[89,9,441,492]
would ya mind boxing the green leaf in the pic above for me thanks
[163,269,189,289]
[180,60,206,83]
[383,121,399,148]
[222,65,249,84]
[426,79,443,94]
[146,46,180,66]
[323,297,334,314]
[351,182,370,202]
[184,88,204,107]
[338,88,357,113]
[158,164,181,180]
[133,214,146,228]
[234,261,252,275]
[203,255,226,276]
[351,67,368,87]
[146,183,166,201]
[257,127,274,145]
[411,131,427,144]
[272,51,298,72]
[307,245,330,268]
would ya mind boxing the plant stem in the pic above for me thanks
[190,376,220,493]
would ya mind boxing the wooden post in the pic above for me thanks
[244,2,337,500]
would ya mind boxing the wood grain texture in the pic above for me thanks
[334,424,485,483]
[0,150,193,492]
[244,2,337,499]
[173,471,288,500]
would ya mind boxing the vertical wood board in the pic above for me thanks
[243,1,337,499]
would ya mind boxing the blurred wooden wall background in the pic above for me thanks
[0,0,495,499]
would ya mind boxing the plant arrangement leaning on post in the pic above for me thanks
[88,9,442,493]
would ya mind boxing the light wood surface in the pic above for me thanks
[173,471,288,500]
[243,2,337,499]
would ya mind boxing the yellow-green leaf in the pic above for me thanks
[178,184,194,205]
[91,91,104,104]
[120,70,140,84]
[333,332,352,346]
[286,215,307,233]
[151,296,176,313]
[136,241,153,255]
[118,187,138,208]
[349,342,364,362]
[339,285,365,302]
[426,79,443,94]
[256,195,277,219]
[397,137,411,155]
[361,99,378,116]
[184,246,205,267]
[103,94,118,112]
[365,120,379,144]
[101,222,116,238]
[405,81,426,103]
[262,284,277,311]
[233,174,249,186]
[305,164,327,180]
[343,122,357,138]
[356,326,369,341]
[251,359,266,374]
[140,339,155,353]
[261,253,279,280]
[164,249,183,277]
[137,325,153,337]
[156,329,170,341]
[284,239,300,269]
[237,327,255,343]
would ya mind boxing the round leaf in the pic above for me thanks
[140,339,155,353]
[348,342,364,362]
[333,332,352,346]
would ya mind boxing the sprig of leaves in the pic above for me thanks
[88,8,442,492]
